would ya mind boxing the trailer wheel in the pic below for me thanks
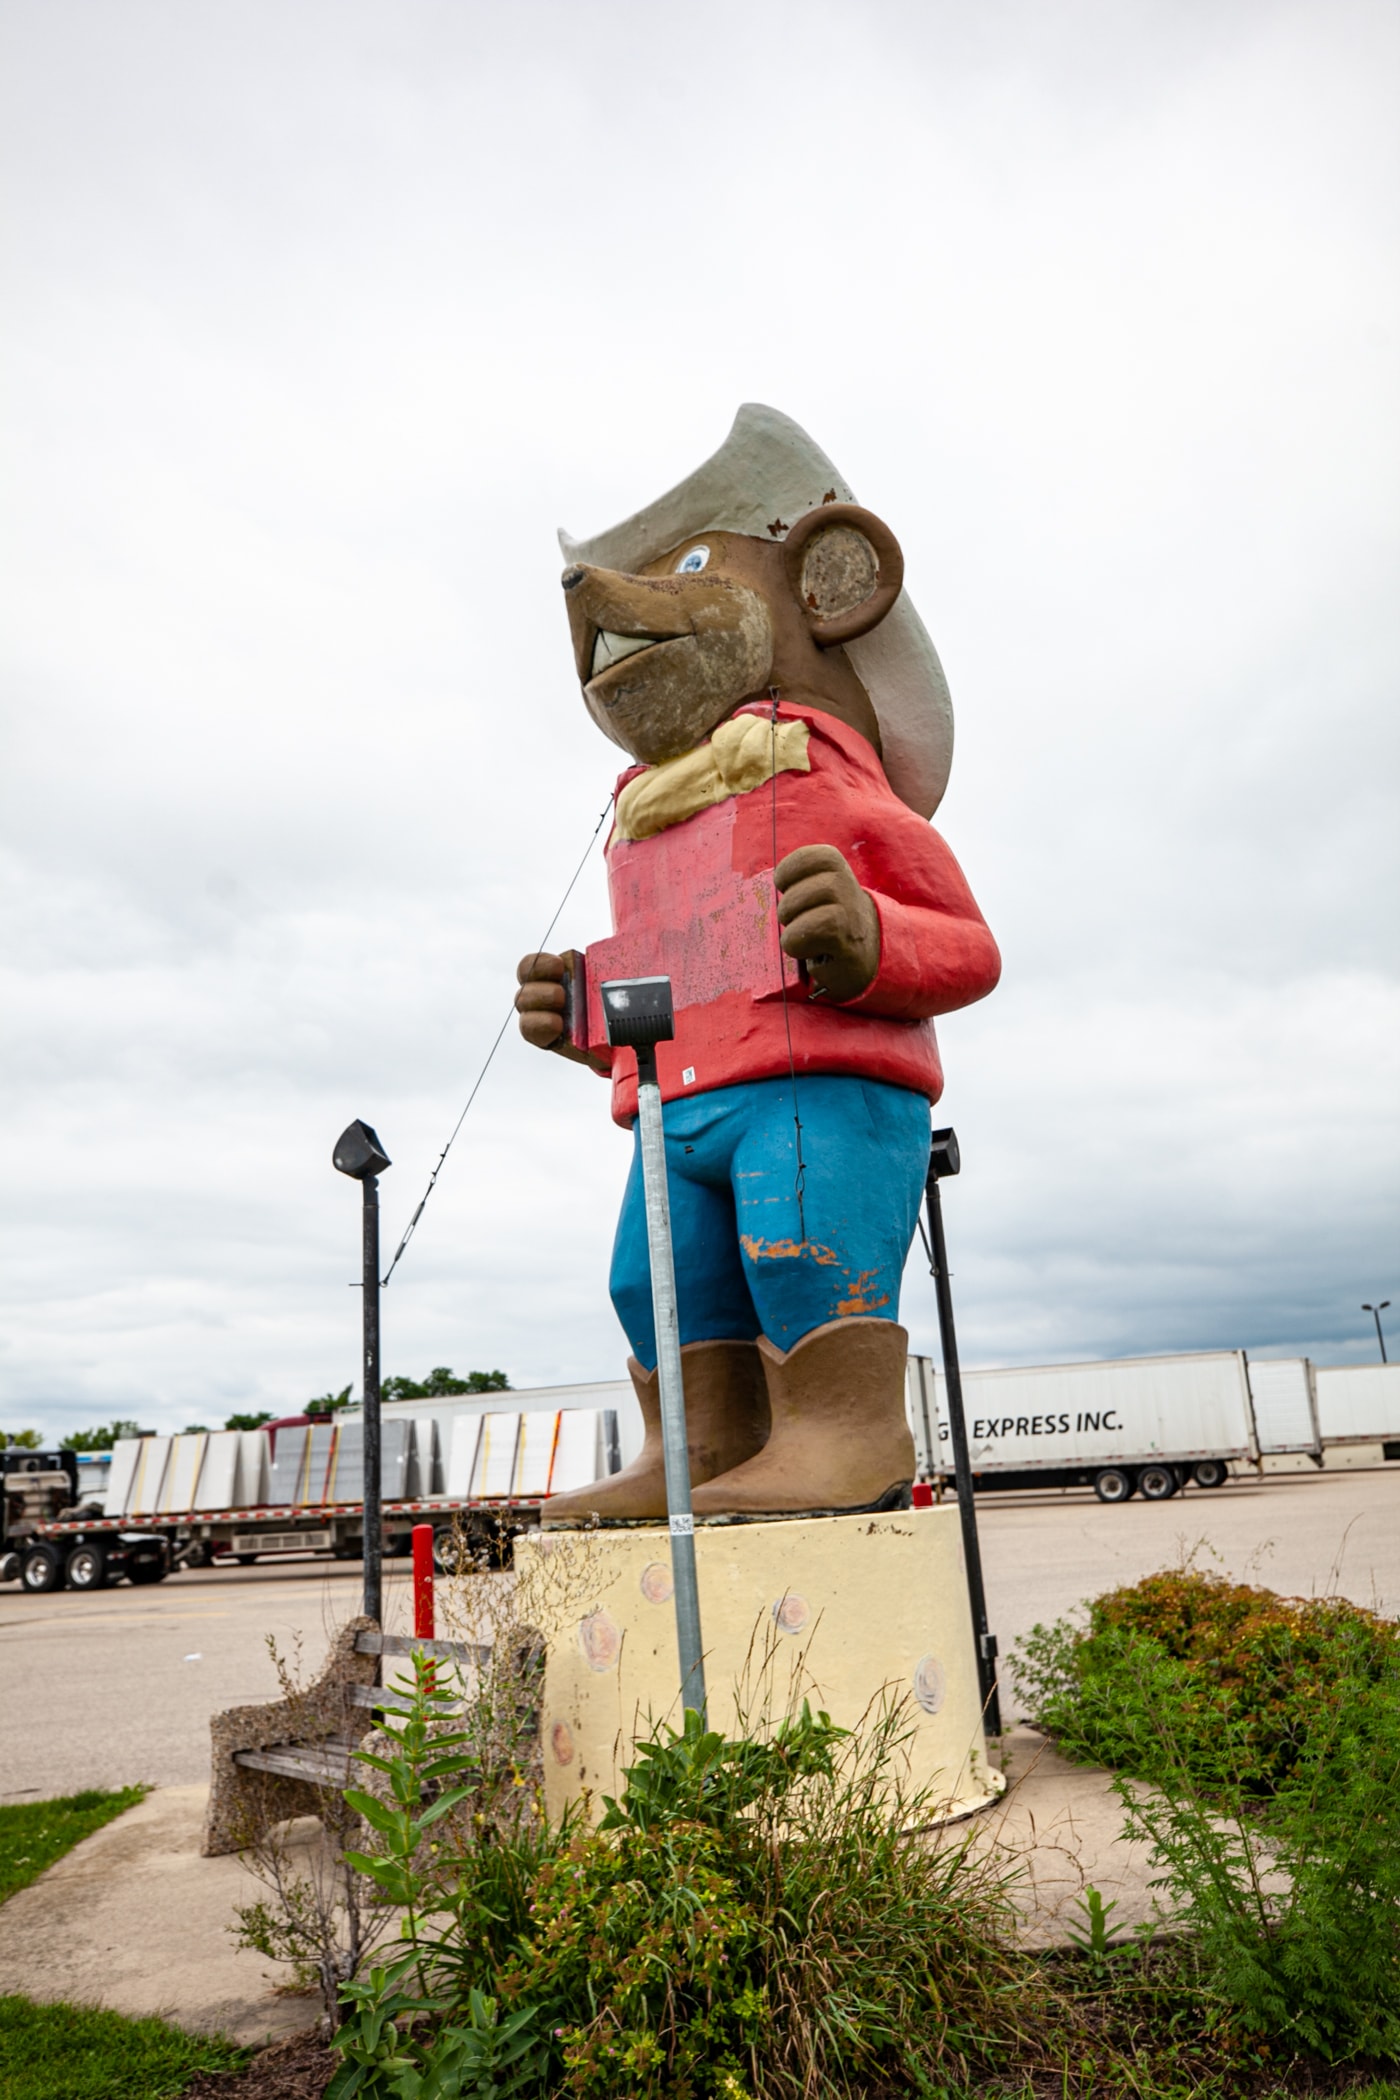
[1093,1467,1136,1504]
[1138,1464,1179,1500]
[21,1546,63,1592]
[65,1543,108,1591]
[180,1541,214,1569]
[126,1560,168,1584]
[1192,1459,1228,1489]
[235,1553,259,1565]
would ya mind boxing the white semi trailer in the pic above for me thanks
[906,1349,1265,1503]
[1245,1358,1323,1462]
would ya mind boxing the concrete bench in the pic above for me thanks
[201,1618,489,1856]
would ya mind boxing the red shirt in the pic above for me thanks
[576,701,1000,1126]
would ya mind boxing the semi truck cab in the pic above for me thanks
[0,1447,171,1592]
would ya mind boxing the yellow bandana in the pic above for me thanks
[613,714,811,844]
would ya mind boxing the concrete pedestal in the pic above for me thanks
[516,1506,1002,1825]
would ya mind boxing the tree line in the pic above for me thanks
[0,1368,512,1450]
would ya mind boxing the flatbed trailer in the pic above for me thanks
[15,1492,546,1592]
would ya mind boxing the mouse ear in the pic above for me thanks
[781,503,904,647]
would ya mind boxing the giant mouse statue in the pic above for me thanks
[516,404,1000,1522]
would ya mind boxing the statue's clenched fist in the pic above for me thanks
[515,951,568,1049]
[775,844,881,1003]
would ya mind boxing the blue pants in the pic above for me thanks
[610,1074,930,1372]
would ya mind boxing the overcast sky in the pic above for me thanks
[2,0,1397,1441]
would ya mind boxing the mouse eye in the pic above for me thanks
[675,545,710,575]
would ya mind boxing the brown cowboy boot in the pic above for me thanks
[689,1317,914,1518]
[541,1338,770,1525]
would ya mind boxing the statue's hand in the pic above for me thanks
[515,951,568,1049]
[775,844,881,1003]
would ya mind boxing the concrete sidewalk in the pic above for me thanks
[981,1726,1166,1945]
[0,1787,326,2046]
[0,1732,1168,2042]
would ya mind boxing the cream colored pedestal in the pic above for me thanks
[516,1506,1002,1826]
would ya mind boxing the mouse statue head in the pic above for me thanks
[558,403,956,819]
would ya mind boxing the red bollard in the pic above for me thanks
[411,1524,435,1639]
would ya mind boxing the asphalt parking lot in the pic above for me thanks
[1,1467,1395,1802]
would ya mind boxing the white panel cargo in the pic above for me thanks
[906,1350,1257,1492]
[124,1435,171,1515]
[105,1439,141,1516]
[160,1433,207,1511]
[354,1379,638,1492]
[194,1431,241,1510]
[234,1429,270,1507]
[1314,1364,1400,1446]
[1246,1358,1321,1458]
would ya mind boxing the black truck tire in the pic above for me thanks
[21,1546,63,1592]
[1192,1459,1228,1489]
[126,1560,168,1585]
[1093,1467,1136,1504]
[1138,1463,1179,1501]
[65,1543,108,1590]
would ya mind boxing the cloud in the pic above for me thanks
[1,0,1396,1439]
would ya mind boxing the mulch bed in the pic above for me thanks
[180,2026,336,2100]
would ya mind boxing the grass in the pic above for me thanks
[0,1784,149,1903]
[0,1788,250,2099]
[0,1998,245,2100]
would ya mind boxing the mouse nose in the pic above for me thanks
[561,564,587,592]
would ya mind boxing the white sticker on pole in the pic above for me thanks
[669,1513,694,1536]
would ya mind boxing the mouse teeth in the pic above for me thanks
[591,629,659,677]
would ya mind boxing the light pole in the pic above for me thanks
[334,1120,392,1623]
[600,975,706,1719]
[923,1127,1001,1733]
[1362,1301,1391,1364]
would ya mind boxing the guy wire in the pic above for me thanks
[380,796,613,1287]
[769,688,809,1246]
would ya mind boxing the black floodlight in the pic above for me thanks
[928,1126,961,1182]
[333,1119,392,1181]
[600,977,674,1051]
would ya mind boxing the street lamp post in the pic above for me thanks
[334,1120,392,1623]
[923,1128,1001,1734]
[1362,1301,1391,1364]
[599,975,706,1720]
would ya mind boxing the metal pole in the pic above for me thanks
[1363,1303,1389,1363]
[635,1044,706,1719]
[362,1173,382,1624]
[925,1171,1001,1734]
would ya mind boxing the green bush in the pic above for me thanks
[329,1662,1029,2099]
[1013,1569,1400,2063]
[1014,1568,1398,1795]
